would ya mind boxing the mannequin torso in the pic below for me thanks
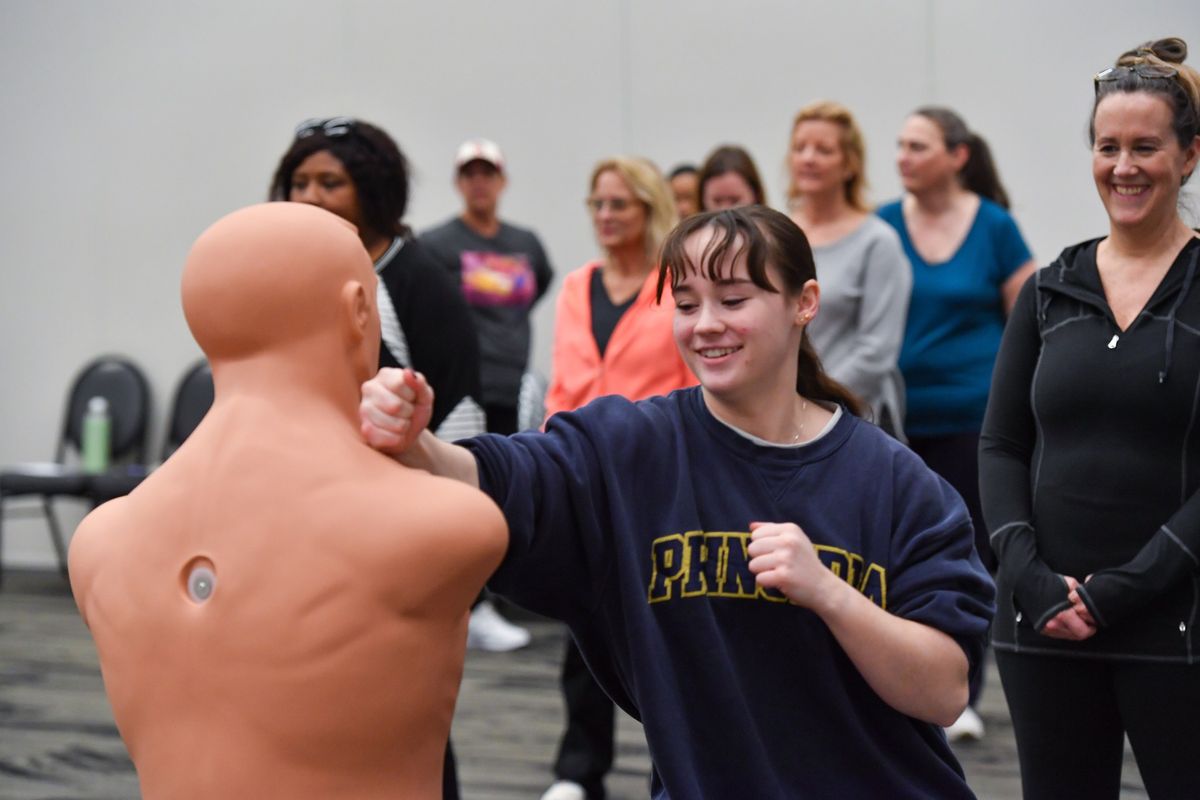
[68,203,507,799]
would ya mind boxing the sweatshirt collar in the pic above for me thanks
[685,387,856,464]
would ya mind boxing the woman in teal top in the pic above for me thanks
[878,105,1034,742]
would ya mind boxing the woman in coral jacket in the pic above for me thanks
[539,156,695,800]
[545,157,696,418]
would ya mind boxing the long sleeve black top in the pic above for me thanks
[980,235,1200,662]
[375,236,483,434]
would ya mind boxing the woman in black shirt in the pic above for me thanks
[269,117,484,439]
[980,37,1200,799]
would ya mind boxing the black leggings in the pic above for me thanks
[996,650,1200,799]
[906,432,992,571]
[553,639,615,800]
[908,432,992,707]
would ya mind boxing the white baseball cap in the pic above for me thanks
[454,138,505,172]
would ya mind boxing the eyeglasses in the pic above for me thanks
[586,197,635,213]
[1093,64,1178,92]
[294,116,356,139]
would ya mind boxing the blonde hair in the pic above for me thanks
[590,156,678,261]
[786,101,869,213]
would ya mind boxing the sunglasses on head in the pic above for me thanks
[1093,64,1178,93]
[294,116,356,139]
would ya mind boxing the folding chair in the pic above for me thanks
[0,356,151,581]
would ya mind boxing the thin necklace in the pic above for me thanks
[790,399,809,444]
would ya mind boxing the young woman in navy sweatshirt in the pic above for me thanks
[363,206,994,798]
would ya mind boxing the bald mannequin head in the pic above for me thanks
[181,203,379,379]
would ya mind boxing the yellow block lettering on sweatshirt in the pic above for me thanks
[648,531,887,609]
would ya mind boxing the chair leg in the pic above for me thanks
[43,497,69,579]
[0,495,6,588]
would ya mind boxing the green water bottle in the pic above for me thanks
[82,396,111,474]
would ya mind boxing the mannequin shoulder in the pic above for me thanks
[67,498,133,617]
[357,465,508,553]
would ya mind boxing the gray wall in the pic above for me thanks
[2,0,1197,567]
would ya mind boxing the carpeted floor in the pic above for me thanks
[0,569,1146,799]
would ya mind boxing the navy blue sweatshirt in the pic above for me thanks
[465,388,994,798]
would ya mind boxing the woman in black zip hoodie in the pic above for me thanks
[980,37,1200,799]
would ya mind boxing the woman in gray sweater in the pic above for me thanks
[786,101,911,438]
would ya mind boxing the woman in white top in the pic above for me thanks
[787,101,911,437]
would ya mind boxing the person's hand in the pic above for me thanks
[747,521,840,611]
[1066,574,1096,626]
[359,368,434,455]
[1040,576,1097,640]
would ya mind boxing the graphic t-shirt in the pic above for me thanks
[421,218,554,408]
[459,250,538,308]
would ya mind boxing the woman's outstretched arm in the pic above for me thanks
[360,367,480,488]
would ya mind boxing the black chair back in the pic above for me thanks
[1,355,151,581]
[59,357,152,465]
[163,360,213,459]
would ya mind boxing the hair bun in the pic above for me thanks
[1122,37,1188,65]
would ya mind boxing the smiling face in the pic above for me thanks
[895,114,965,194]
[702,171,758,210]
[1092,91,1200,232]
[671,226,814,407]
[590,169,648,252]
[789,119,852,199]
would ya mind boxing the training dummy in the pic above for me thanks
[68,202,507,799]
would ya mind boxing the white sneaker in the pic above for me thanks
[467,600,532,652]
[944,706,985,742]
[540,780,586,800]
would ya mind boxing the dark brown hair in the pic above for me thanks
[1091,37,1200,185]
[655,206,864,415]
[697,145,767,210]
[912,106,1011,209]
